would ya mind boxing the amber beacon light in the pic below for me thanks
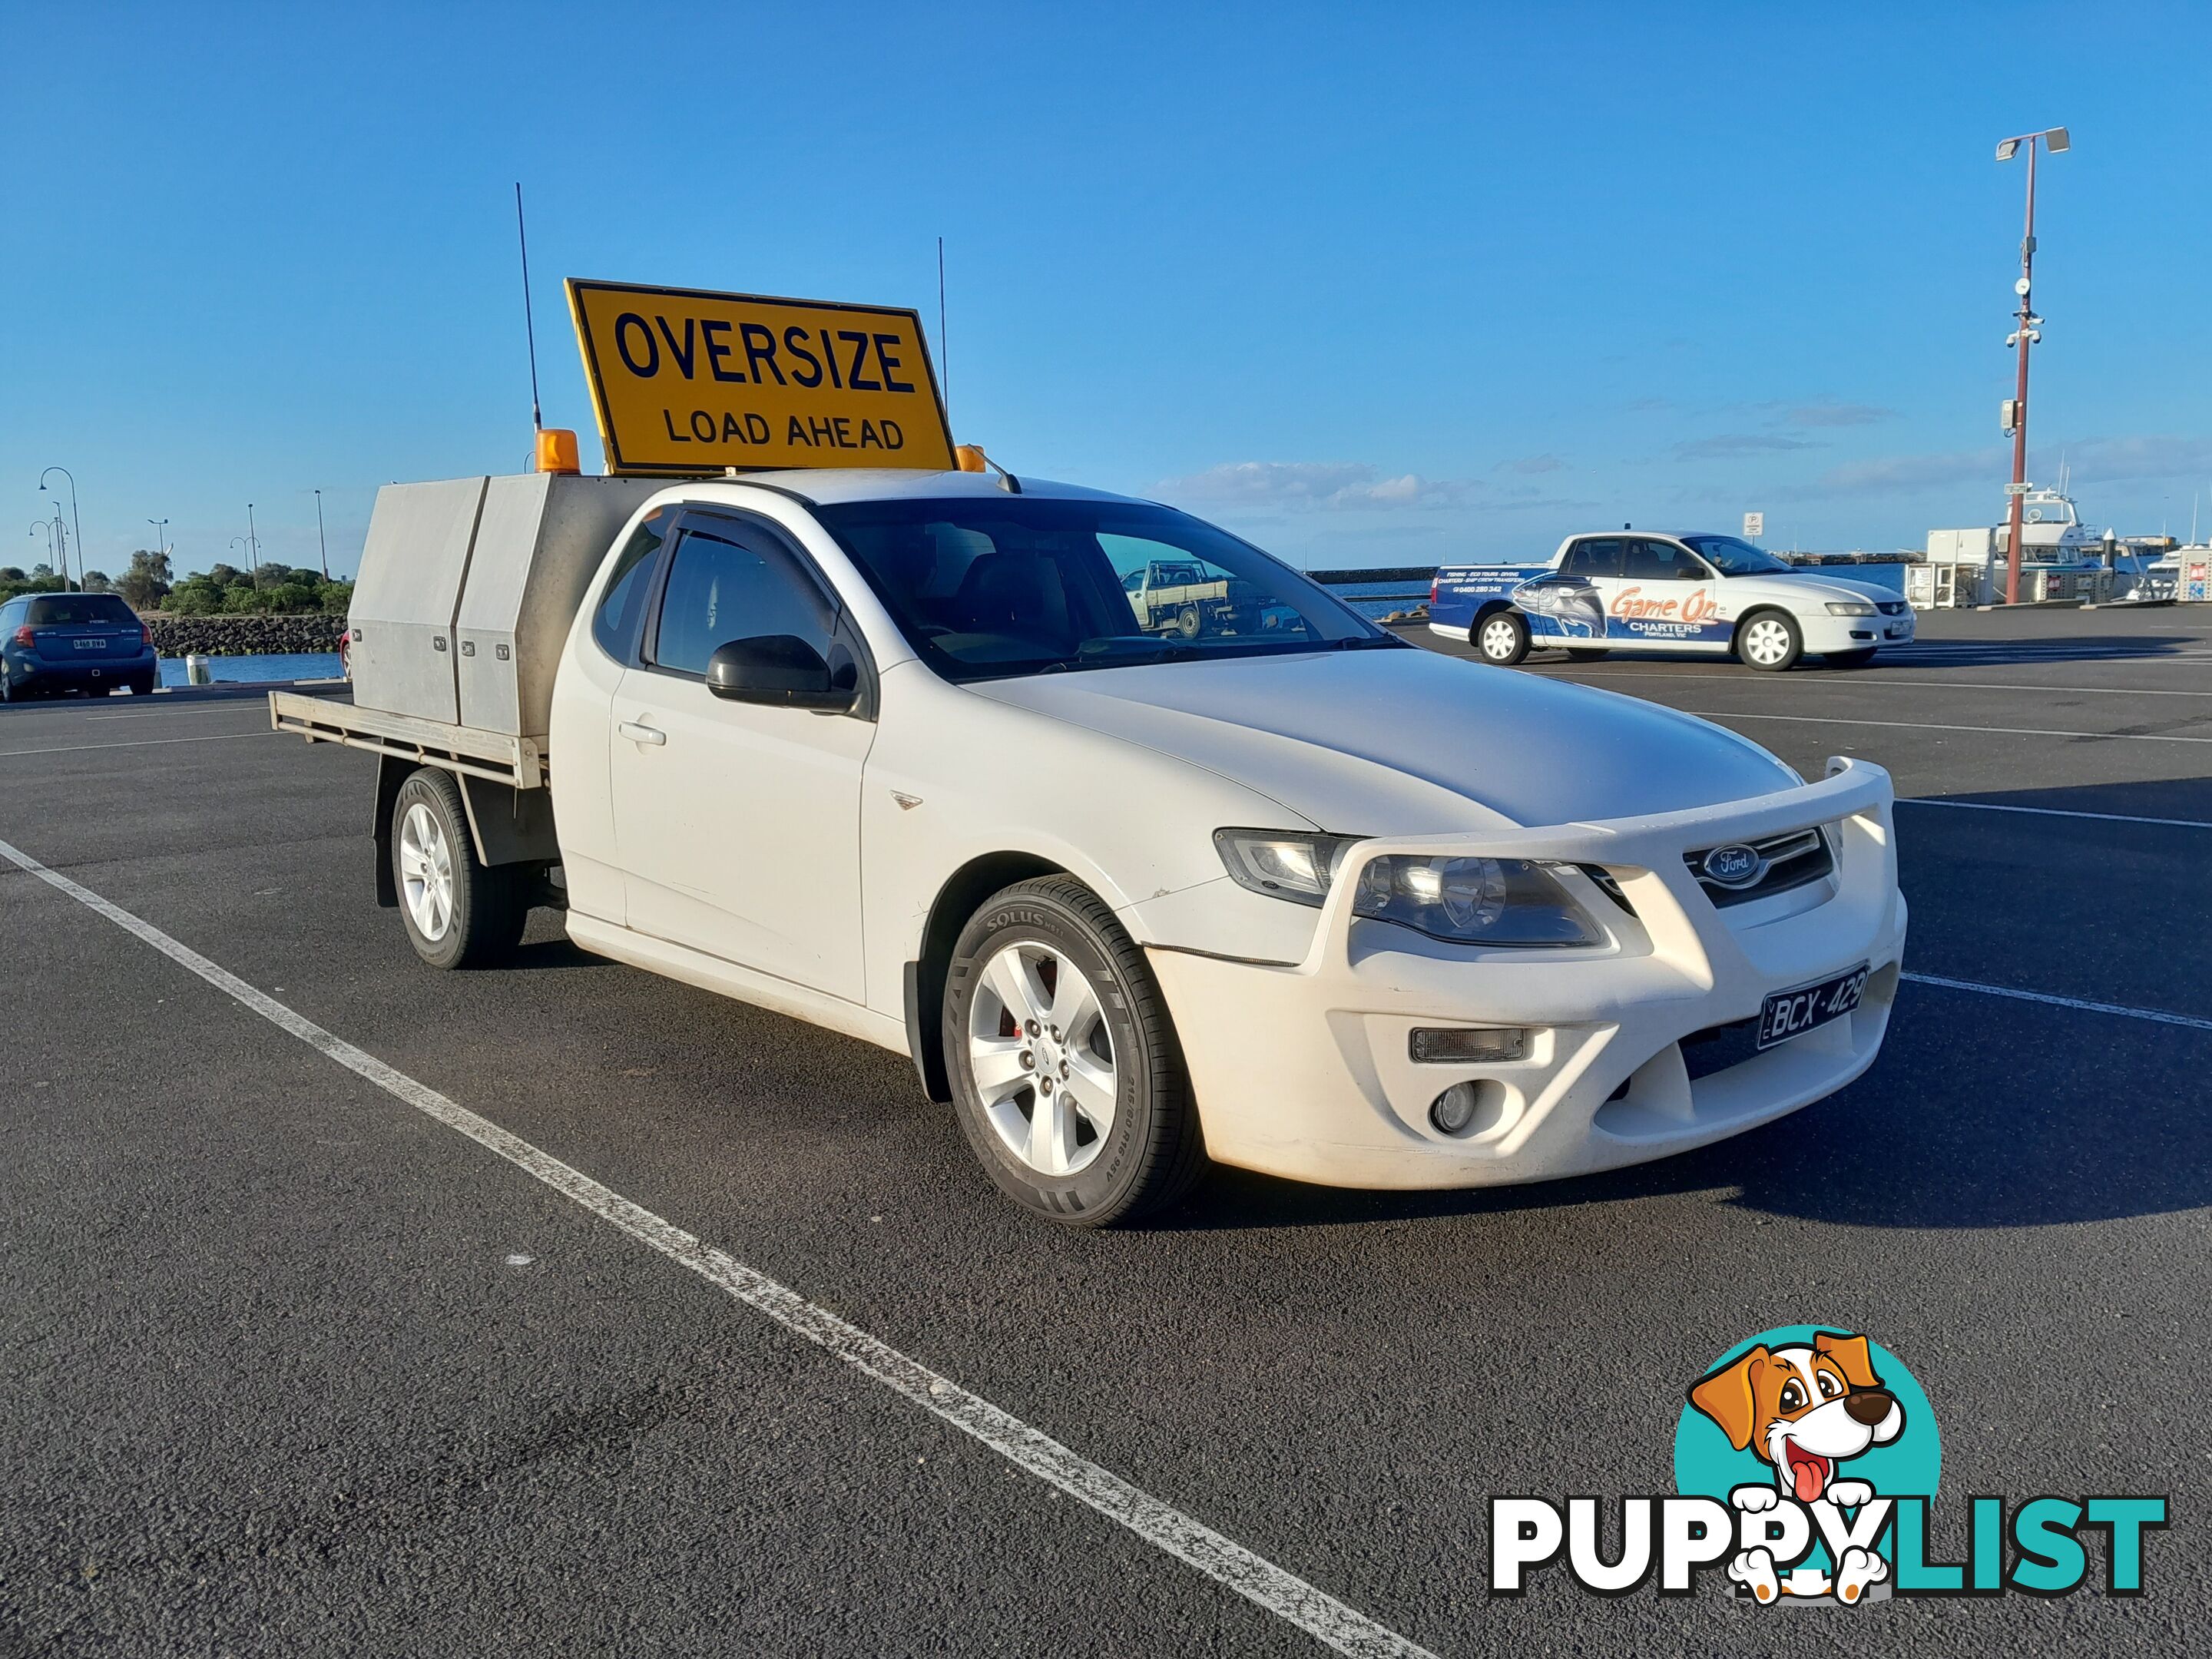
[535,428,581,475]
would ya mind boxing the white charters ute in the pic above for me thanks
[280,467,1907,1227]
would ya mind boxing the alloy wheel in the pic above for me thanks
[397,801,455,942]
[966,941,1118,1177]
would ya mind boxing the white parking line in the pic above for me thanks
[0,834,1434,1659]
[0,732,265,758]
[86,704,273,720]
[1684,710,2212,745]
[1902,972,2212,1033]
[1533,668,2212,698]
[1898,799,2212,830]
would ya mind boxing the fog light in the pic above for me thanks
[1409,1026,1527,1064]
[1429,1079,1514,1137]
[1429,1083,1479,1134]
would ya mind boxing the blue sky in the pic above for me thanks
[5,2,2209,578]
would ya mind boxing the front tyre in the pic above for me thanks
[1474,609,1531,666]
[1737,610,1803,671]
[944,876,1207,1227]
[390,767,527,969]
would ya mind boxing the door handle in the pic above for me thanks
[618,720,667,747]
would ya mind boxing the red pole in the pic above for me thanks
[2003,141,2038,605]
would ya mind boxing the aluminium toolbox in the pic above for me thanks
[346,473,661,736]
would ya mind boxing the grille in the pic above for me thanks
[1876,600,1909,616]
[1680,1015,1763,1081]
[1684,826,1835,909]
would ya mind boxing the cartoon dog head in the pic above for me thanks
[1688,1331,1904,1504]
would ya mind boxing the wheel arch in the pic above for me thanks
[1730,603,1794,648]
[906,851,1070,1102]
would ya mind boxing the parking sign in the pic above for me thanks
[1743,512,1765,539]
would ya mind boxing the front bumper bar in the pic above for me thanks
[1146,758,1906,1190]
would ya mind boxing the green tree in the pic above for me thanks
[165,575,230,614]
[206,563,243,587]
[284,567,324,589]
[81,570,114,592]
[263,582,316,612]
[0,567,24,583]
[115,549,174,611]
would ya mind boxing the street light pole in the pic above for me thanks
[247,502,260,585]
[1995,127,2068,606]
[147,518,169,563]
[37,465,83,592]
[314,489,329,581]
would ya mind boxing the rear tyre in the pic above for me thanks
[1172,604,1203,641]
[1564,647,1610,663]
[1823,647,1877,669]
[944,876,1208,1228]
[129,673,157,695]
[390,767,527,969]
[1737,610,1803,671]
[1473,609,1531,666]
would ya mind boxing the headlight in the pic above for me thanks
[1352,854,1602,947]
[1825,601,1878,617]
[1212,829,1359,906]
[1214,830,1604,947]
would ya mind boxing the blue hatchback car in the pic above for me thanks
[0,591,160,700]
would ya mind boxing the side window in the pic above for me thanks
[1624,538,1700,581]
[648,524,834,677]
[1563,538,1623,578]
[592,511,669,661]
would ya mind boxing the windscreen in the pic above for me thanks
[811,497,1396,682]
[25,594,138,625]
[1679,535,1792,576]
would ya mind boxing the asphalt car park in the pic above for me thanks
[3,604,2207,1656]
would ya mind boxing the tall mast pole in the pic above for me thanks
[2002,140,2039,606]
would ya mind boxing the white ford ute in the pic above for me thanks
[287,468,1907,1227]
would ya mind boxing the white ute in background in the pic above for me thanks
[1430,531,1918,669]
[275,466,1907,1227]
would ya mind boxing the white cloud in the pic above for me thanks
[1155,461,1478,511]
[1673,432,1822,460]
[1778,399,1896,429]
[1794,448,1998,496]
[2061,435,2212,484]
[1785,434,2212,501]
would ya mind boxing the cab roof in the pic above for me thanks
[714,467,1143,508]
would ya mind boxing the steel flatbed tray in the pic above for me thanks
[267,690,545,790]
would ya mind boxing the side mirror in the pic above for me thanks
[705,635,854,711]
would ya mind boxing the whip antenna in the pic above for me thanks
[516,182,543,432]
[937,235,949,421]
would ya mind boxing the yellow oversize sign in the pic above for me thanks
[566,280,955,475]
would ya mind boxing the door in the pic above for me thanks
[1600,538,1731,652]
[609,513,875,1002]
[1534,536,1624,647]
